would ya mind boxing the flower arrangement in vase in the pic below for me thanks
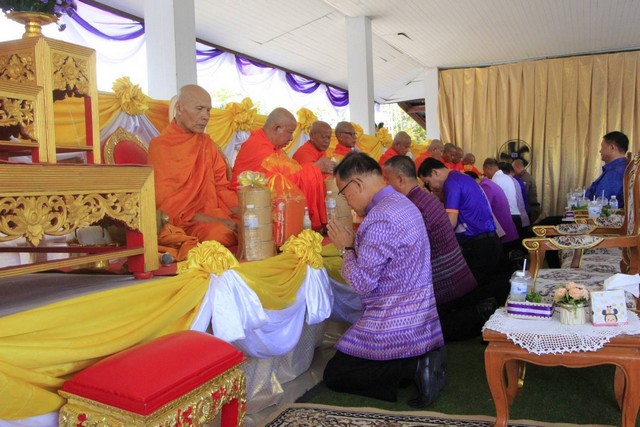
[554,282,591,325]
[1,0,77,36]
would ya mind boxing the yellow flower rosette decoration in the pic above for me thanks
[376,127,392,149]
[286,107,317,153]
[280,229,324,269]
[226,97,257,132]
[177,241,239,275]
[112,76,150,116]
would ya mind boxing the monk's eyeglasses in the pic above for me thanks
[340,131,356,137]
[338,179,355,196]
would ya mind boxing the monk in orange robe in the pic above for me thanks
[331,121,357,162]
[232,108,334,229]
[148,84,239,253]
[293,120,333,166]
[462,152,482,175]
[378,131,412,166]
[415,139,444,171]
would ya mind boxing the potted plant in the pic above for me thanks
[1,0,77,37]
[554,282,591,325]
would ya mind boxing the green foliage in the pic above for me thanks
[525,291,542,303]
[378,104,426,143]
[0,0,77,16]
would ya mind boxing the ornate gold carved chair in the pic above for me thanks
[523,153,640,311]
[102,127,148,165]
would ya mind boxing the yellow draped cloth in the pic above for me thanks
[0,269,210,419]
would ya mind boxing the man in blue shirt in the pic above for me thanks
[585,131,629,208]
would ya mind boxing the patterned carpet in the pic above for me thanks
[263,403,613,427]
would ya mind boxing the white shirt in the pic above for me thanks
[492,170,520,216]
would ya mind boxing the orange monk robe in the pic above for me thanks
[415,153,445,173]
[463,164,482,176]
[292,140,326,164]
[148,120,239,248]
[332,143,354,162]
[232,129,326,228]
[443,161,458,169]
[378,147,400,166]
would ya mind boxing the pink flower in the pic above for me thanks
[554,288,567,300]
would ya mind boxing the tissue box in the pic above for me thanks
[506,299,554,320]
[591,290,627,326]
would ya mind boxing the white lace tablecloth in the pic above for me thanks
[483,308,640,355]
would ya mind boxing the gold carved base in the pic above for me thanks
[59,367,246,427]
[5,11,58,38]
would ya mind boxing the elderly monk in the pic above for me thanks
[148,84,239,251]
[414,139,444,171]
[293,120,334,166]
[378,131,412,166]
[332,121,358,162]
[232,108,334,228]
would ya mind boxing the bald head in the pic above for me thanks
[174,84,211,133]
[335,121,357,148]
[442,143,457,163]
[462,153,476,165]
[511,158,527,174]
[264,107,297,149]
[309,120,332,152]
[427,139,444,159]
[392,131,412,156]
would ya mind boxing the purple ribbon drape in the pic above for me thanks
[68,9,144,41]
[326,85,349,107]
[285,73,320,94]
[196,48,226,63]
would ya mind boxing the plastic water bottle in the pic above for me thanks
[303,207,312,230]
[509,261,532,302]
[609,195,619,211]
[325,191,338,221]
[244,204,260,261]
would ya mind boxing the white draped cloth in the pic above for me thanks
[191,265,333,358]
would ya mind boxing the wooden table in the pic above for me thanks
[483,328,640,427]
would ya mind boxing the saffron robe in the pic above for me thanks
[292,140,326,164]
[378,147,400,166]
[232,129,326,228]
[332,143,353,162]
[148,120,239,249]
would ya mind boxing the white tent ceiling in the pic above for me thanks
[96,0,640,104]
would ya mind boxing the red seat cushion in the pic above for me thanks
[113,139,148,165]
[61,331,243,415]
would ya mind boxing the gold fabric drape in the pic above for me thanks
[439,50,640,218]
[0,270,210,419]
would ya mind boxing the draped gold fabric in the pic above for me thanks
[0,270,210,419]
[208,97,265,150]
[285,107,317,154]
[438,51,640,218]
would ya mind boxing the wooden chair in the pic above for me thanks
[523,153,640,312]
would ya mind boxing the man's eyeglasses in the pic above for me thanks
[337,179,355,196]
[340,131,357,137]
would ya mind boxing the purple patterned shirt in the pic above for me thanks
[338,186,444,360]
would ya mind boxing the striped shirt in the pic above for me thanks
[338,186,444,360]
[406,186,477,305]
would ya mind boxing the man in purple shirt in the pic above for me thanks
[585,131,629,207]
[384,156,499,342]
[326,152,445,408]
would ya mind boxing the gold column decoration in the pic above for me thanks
[0,34,100,162]
[0,81,46,158]
[5,11,58,38]
[58,367,246,427]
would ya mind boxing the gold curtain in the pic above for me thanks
[438,50,640,218]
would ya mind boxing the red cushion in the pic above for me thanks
[113,139,148,165]
[61,331,243,415]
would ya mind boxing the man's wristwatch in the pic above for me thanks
[339,246,355,257]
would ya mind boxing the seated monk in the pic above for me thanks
[414,138,444,171]
[293,120,334,167]
[148,84,239,253]
[378,131,412,166]
[231,108,334,229]
[332,121,358,162]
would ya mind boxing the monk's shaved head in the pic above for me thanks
[392,131,412,156]
[309,120,332,152]
[174,84,211,133]
[264,107,297,149]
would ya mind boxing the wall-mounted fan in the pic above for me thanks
[498,139,531,167]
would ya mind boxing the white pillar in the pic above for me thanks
[346,16,375,135]
[424,67,440,139]
[144,0,197,99]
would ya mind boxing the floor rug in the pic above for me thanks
[263,403,613,427]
